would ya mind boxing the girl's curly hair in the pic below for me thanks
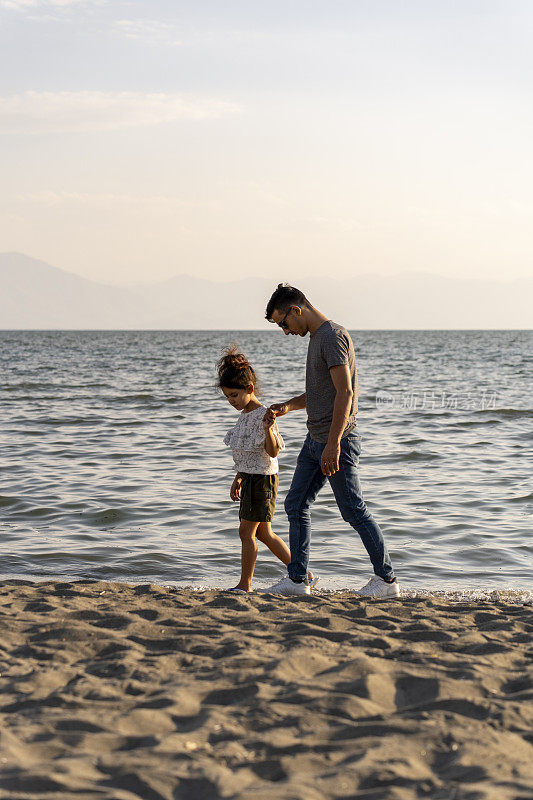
[216,343,260,394]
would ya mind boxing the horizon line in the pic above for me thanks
[1,328,531,333]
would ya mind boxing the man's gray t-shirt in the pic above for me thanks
[306,320,358,443]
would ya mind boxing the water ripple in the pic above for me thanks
[1,329,531,591]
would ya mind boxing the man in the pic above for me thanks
[263,283,399,598]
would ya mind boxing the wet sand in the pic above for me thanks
[0,580,532,800]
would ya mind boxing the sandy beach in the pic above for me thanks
[0,580,531,800]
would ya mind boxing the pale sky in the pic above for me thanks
[1,0,533,285]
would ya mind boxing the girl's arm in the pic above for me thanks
[263,418,280,458]
[230,473,242,501]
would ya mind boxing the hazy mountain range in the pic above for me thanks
[1,252,531,329]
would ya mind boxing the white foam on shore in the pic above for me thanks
[166,584,533,605]
[401,588,533,605]
[390,587,532,605]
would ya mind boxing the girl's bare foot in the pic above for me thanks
[229,583,252,593]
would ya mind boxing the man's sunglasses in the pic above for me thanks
[278,308,292,330]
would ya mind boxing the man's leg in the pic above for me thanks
[328,433,394,581]
[284,435,328,581]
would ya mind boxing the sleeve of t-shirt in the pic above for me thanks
[273,421,285,451]
[322,328,350,369]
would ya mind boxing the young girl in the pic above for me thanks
[218,345,316,592]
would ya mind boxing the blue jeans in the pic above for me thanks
[284,432,394,582]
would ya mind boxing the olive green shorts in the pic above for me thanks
[239,473,279,522]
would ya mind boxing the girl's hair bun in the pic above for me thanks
[216,343,260,393]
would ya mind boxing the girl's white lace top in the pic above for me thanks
[223,405,285,475]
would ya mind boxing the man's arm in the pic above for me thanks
[321,365,353,476]
[267,393,306,419]
[285,393,306,412]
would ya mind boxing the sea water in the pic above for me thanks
[1,330,531,596]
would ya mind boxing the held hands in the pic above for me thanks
[263,402,290,431]
[230,476,242,501]
[321,442,341,476]
[268,402,289,418]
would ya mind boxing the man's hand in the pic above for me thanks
[321,365,353,476]
[230,476,242,501]
[268,403,289,418]
[321,442,341,476]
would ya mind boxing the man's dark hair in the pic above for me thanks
[265,283,309,322]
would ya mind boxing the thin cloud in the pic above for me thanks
[0,91,240,134]
[1,0,95,8]
[114,19,182,46]
[308,215,364,233]
[21,191,194,209]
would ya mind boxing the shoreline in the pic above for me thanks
[1,576,532,602]
[0,579,532,799]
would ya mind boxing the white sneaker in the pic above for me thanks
[263,575,310,596]
[355,575,400,599]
